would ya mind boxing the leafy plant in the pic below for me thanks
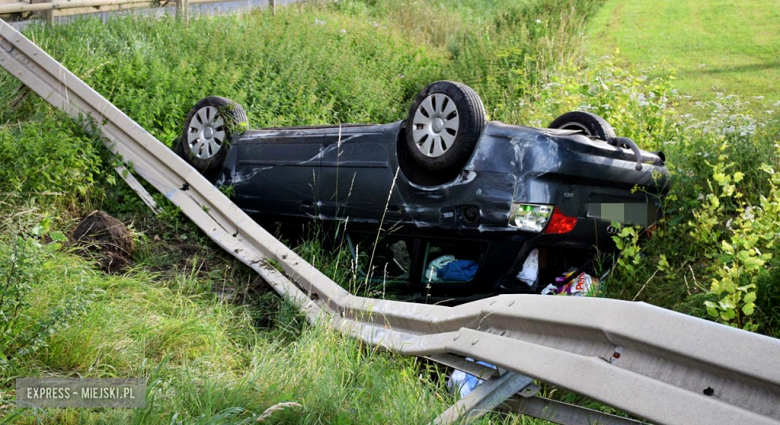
[0,115,106,214]
[691,143,778,331]
[610,223,642,278]
[0,237,35,365]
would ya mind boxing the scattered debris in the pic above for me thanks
[541,271,599,296]
[515,248,539,287]
[448,358,498,398]
[71,210,135,273]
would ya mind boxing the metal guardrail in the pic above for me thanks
[2,19,780,425]
[0,0,138,15]
[1,0,281,24]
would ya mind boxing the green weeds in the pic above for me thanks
[0,113,106,215]
[0,229,467,424]
[0,1,600,421]
[499,46,780,336]
[551,64,780,336]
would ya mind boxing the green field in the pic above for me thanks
[587,0,780,102]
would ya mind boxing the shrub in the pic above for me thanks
[0,115,105,214]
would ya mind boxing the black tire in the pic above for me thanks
[405,81,486,172]
[548,111,616,143]
[179,96,248,173]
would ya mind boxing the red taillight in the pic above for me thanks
[543,207,578,234]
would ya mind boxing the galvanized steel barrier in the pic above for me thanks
[2,19,780,424]
[0,0,278,24]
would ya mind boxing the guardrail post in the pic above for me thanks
[434,372,535,424]
[177,0,189,26]
[31,0,55,23]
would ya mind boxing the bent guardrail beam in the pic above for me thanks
[2,20,779,425]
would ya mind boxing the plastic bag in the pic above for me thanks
[515,248,539,287]
[559,272,598,296]
[542,271,599,296]
[447,359,498,398]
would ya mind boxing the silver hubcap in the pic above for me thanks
[187,106,226,159]
[412,93,459,158]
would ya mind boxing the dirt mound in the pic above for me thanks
[72,210,135,273]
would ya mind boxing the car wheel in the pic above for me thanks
[179,96,248,173]
[548,111,616,143]
[405,81,486,172]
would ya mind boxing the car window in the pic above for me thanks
[347,234,412,284]
[422,240,486,285]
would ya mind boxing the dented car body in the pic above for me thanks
[176,83,668,298]
[216,120,668,297]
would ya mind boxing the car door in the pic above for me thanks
[318,125,403,222]
[229,128,323,217]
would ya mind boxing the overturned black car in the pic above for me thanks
[175,81,669,300]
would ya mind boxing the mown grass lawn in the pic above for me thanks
[587,0,780,103]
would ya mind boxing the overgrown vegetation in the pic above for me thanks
[0,0,778,422]
[0,231,456,423]
[602,97,780,336]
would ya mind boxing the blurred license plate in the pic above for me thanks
[586,203,658,226]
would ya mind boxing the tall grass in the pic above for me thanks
[0,231,473,424]
[9,8,448,138]
[0,113,107,215]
